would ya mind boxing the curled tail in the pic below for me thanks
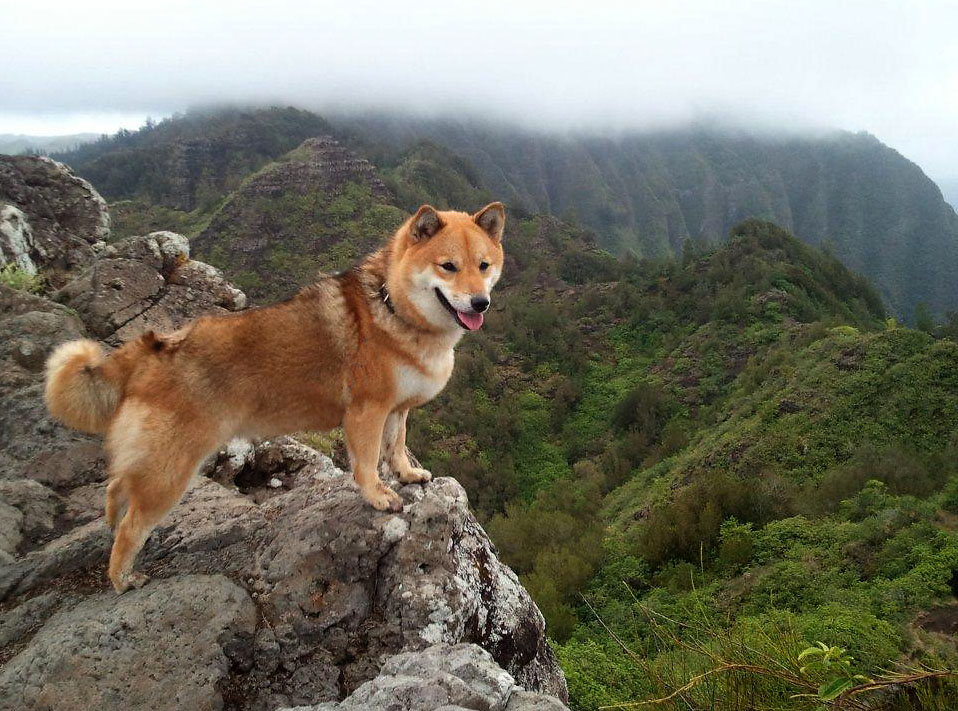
[45,339,136,434]
[46,332,170,433]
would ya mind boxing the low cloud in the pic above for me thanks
[4,0,957,183]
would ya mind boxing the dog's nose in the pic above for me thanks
[471,296,490,313]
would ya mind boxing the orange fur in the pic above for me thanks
[44,203,506,593]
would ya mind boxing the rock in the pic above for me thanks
[0,502,23,563]
[0,162,567,709]
[253,475,566,701]
[0,155,109,287]
[0,590,58,648]
[0,575,257,711]
[0,204,38,274]
[0,479,60,553]
[0,518,113,600]
[0,472,567,707]
[277,644,568,711]
[0,286,94,486]
[205,436,342,500]
[56,232,247,345]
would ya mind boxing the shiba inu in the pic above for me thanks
[45,203,505,593]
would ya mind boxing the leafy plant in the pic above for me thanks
[0,262,43,293]
[797,642,871,702]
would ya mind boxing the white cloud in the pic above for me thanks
[3,0,957,185]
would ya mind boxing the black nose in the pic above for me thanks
[471,296,490,313]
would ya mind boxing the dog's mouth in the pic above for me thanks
[434,288,484,331]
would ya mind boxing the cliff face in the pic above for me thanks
[192,136,401,303]
[338,117,958,320]
[0,159,567,710]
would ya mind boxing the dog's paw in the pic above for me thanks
[398,467,432,484]
[112,571,150,594]
[362,483,404,513]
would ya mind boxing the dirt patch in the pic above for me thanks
[916,604,958,635]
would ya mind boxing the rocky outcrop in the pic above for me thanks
[238,137,389,201]
[0,178,567,710]
[54,229,247,345]
[192,136,397,303]
[0,155,110,286]
[278,644,567,711]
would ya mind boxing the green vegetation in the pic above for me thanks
[59,108,958,708]
[337,116,958,321]
[54,107,331,211]
[404,219,958,709]
[0,263,43,292]
[194,177,405,302]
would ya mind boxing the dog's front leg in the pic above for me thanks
[381,410,431,484]
[344,402,403,512]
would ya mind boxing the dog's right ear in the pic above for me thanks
[409,205,444,241]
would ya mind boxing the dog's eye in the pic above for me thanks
[479,261,489,271]
[440,262,458,272]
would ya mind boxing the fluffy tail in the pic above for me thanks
[45,339,123,434]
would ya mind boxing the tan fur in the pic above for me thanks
[44,203,506,593]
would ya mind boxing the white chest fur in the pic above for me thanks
[394,348,455,407]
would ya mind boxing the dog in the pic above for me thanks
[45,202,505,592]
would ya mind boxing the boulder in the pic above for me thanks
[0,575,257,711]
[1,472,567,709]
[55,231,247,345]
[277,644,568,711]
[0,155,109,286]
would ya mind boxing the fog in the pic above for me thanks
[3,0,957,190]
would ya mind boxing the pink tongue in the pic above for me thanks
[457,311,484,330]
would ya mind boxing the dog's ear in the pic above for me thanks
[410,205,444,241]
[473,202,506,241]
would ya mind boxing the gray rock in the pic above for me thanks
[0,286,101,487]
[253,475,566,700]
[0,518,113,600]
[0,479,60,545]
[205,436,341,501]
[277,644,568,711]
[56,234,247,345]
[0,501,23,562]
[0,155,109,288]
[0,591,58,647]
[0,575,256,711]
[0,204,38,274]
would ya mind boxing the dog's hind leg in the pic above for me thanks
[105,477,128,530]
[105,402,212,593]
[107,454,200,593]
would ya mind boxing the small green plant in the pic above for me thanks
[0,262,43,293]
[797,641,871,702]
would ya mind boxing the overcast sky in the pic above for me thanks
[3,0,957,188]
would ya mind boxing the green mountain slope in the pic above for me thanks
[53,107,331,212]
[336,116,958,321]
[416,219,958,709]
[44,111,958,706]
[52,107,958,319]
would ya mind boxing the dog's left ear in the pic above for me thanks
[473,202,506,241]
[410,205,444,241]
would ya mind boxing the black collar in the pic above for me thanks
[378,283,396,314]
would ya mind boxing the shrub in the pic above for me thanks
[0,263,43,293]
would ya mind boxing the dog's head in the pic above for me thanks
[389,203,505,333]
